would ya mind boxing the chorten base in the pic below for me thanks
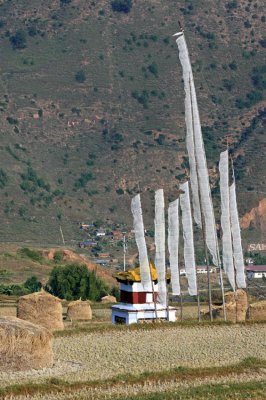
[111,303,176,324]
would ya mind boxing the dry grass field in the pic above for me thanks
[0,300,265,399]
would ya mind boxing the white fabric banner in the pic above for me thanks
[219,150,235,290]
[176,32,220,268]
[131,195,151,288]
[176,33,202,228]
[168,199,180,295]
[229,182,246,288]
[154,189,167,306]
[180,181,197,296]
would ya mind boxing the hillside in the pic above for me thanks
[0,0,265,248]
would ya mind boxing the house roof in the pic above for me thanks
[245,265,266,272]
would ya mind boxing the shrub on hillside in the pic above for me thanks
[18,248,43,263]
[75,70,86,83]
[111,0,132,13]
[10,30,27,49]
[0,169,8,189]
[47,263,108,301]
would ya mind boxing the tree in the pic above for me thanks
[47,263,108,301]
[111,0,132,13]
[75,70,86,83]
[0,169,8,189]
[10,30,27,49]
[24,276,42,293]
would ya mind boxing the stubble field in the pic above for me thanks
[0,302,265,399]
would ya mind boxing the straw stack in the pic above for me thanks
[17,291,64,331]
[248,300,266,321]
[212,289,248,322]
[101,295,117,304]
[0,316,53,371]
[67,299,92,321]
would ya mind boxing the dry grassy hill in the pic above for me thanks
[0,0,265,248]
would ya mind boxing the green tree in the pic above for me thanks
[24,276,42,293]
[10,30,27,49]
[0,169,8,189]
[75,70,86,83]
[47,264,108,301]
[111,0,132,13]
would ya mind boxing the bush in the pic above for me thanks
[148,62,158,77]
[47,263,108,301]
[111,0,132,13]
[226,1,238,10]
[259,38,266,48]
[10,30,27,49]
[73,172,95,190]
[18,248,43,263]
[132,90,149,108]
[0,284,29,296]
[75,70,86,83]
[24,276,42,292]
[0,169,8,189]
[116,188,124,195]
[6,116,18,125]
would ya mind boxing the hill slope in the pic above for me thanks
[0,0,265,247]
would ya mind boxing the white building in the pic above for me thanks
[246,265,266,279]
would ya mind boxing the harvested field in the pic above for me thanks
[0,323,265,389]
[3,370,265,400]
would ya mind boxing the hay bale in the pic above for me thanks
[248,300,266,321]
[101,295,117,304]
[0,316,53,371]
[17,291,64,331]
[67,300,92,321]
[211,289,248,323]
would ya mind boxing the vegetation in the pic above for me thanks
[0,275,41,295]
[20,167,50,193]
[73,172,95,190]
[246,252,266,265]
[47,263,108,301]
[24,276,42,292]
[0,169,8,189]
[9,30,27,49]
[0,0,265,245]
[75,69,86,83]
[18,247,44,263]
[111,0,132,13]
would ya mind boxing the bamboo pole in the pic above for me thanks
[149,260,158,322]
[178,265,184,322]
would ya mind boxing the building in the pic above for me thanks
[245,265,266,279]
[111,264,176,324]
[112,231,125,241]
[196,266,216,274]
[179,266,215,276]
[78,240,97,248]
[96,229,106,237]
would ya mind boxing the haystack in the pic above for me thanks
[212,289,248,323]
[17,291,64,331]
[101,295,117,304]
[67,299,92,321]
[0,316,53,371]
[248,300,266,321]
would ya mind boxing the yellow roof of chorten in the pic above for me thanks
[114,260,170,283]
